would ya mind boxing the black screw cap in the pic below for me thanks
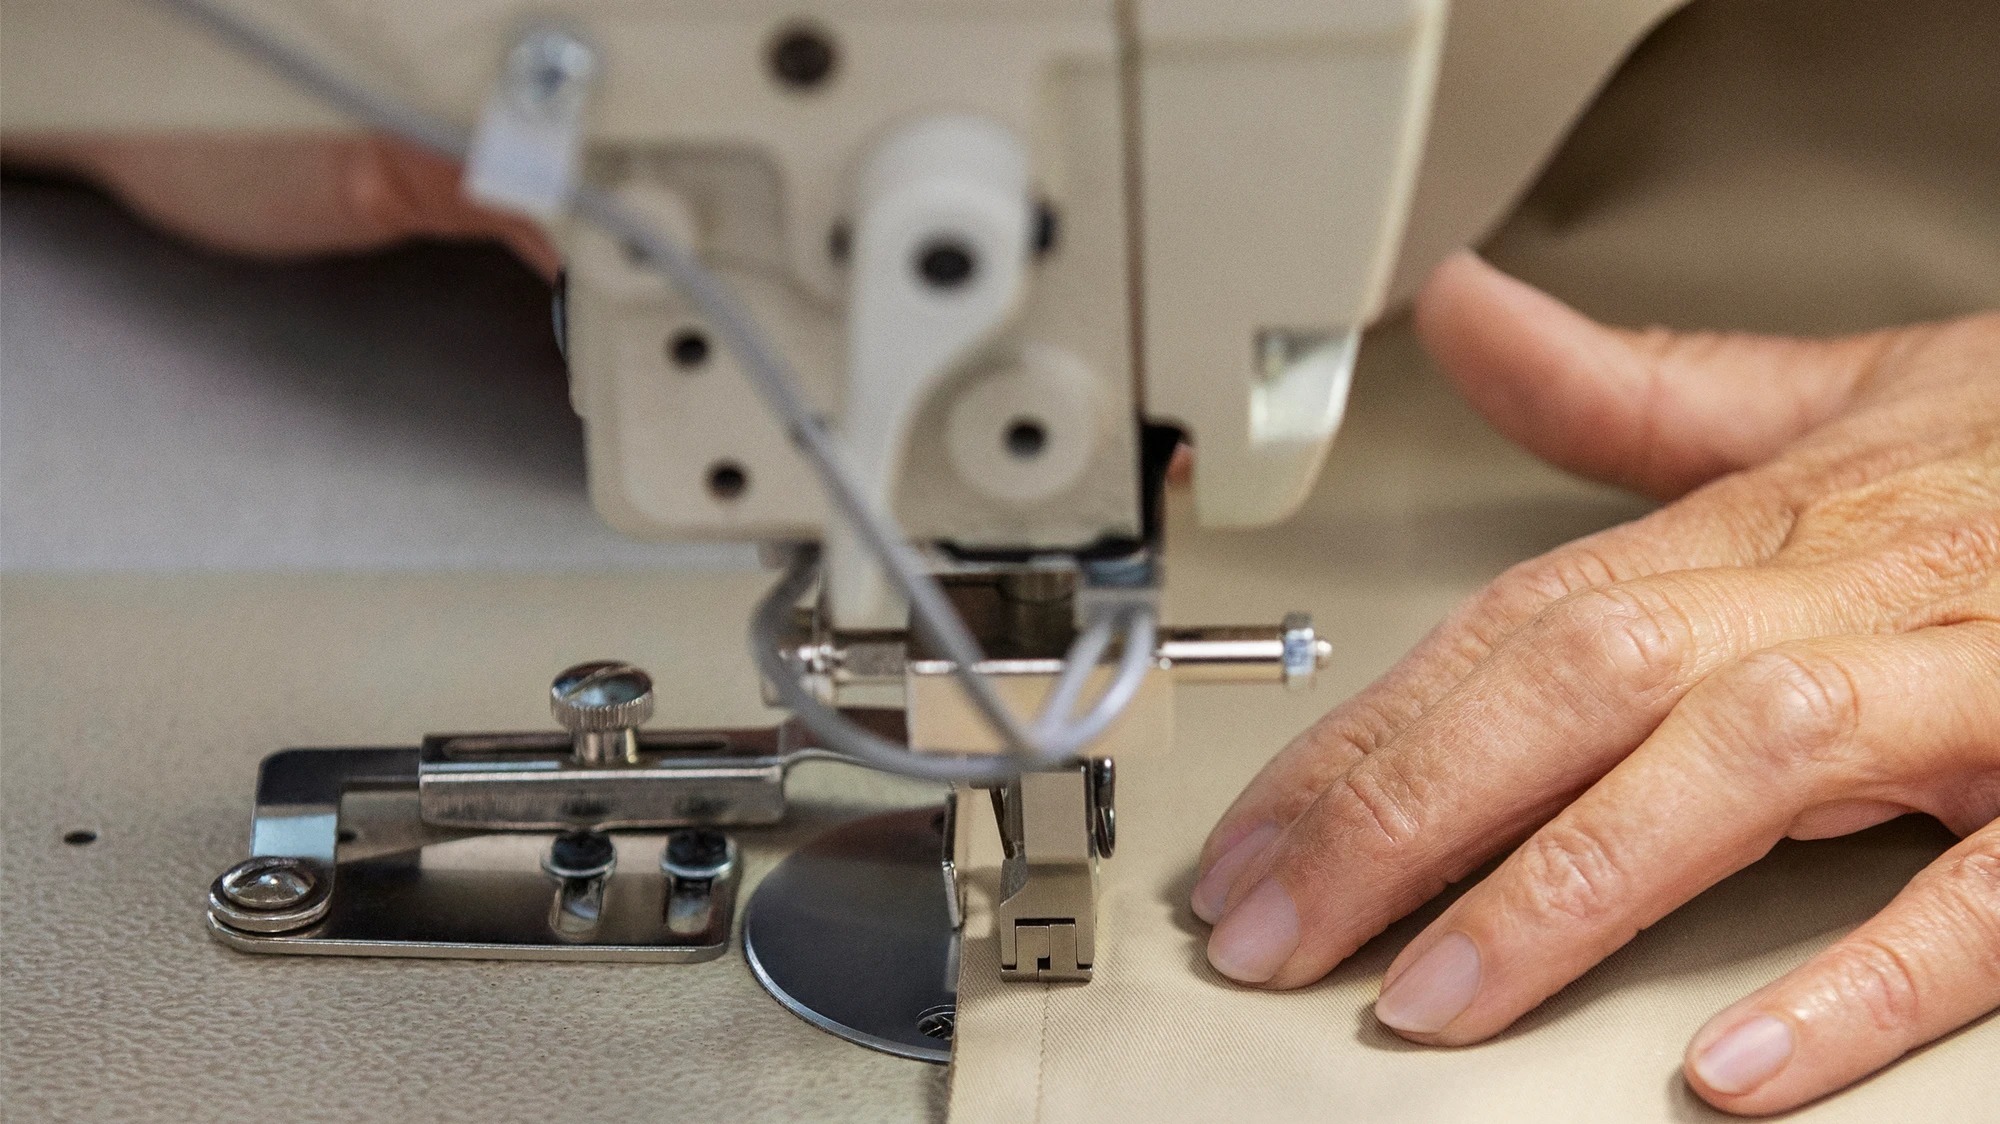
[664,828,732,878]
[547,829,617,878]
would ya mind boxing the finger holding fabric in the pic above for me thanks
[1371,619,2000,1049]
[1686,814,2000,1114]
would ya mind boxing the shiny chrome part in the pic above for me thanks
[781,570,1330,698]
[208,659,903,963]
[415,711,898,831]
[898,623,1328,685]
[206,746,737,962]
[1153,620,1333,685]
[548,866,612,939]
[661,829,738,940]
[210,856,331,935]
[550,660,655,765]
[207,573,1329,996]
[940,789,966,931]
[743,808,959,1063]
[220,857,317,908]
[1087,757,1115,858]
[417,729,801,831]
[768,605,907,707]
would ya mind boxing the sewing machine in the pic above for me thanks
[0,0,1668,1065]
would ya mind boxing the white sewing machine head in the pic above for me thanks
[0,0,1665,619]
[534,3,1439,625]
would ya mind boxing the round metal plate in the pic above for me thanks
[743,807,957,1063]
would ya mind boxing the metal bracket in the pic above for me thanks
[206,746,744,961]
[418,728,799,830]
[203,648,916,962]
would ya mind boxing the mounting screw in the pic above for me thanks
[209,856,331,934]
[767,23,837,90]
[1280,612,1330,690]
[662,828,736,882]
[551,661,655,765]
[544,829,618,880]
[916,1005,956,1041]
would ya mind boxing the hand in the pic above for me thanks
[2,133,559,278]
[1190,252,1999,1115]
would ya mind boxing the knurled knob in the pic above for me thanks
[550,661,655,731]
[551,661,654,766]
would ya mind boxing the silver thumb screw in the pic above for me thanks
[551,661,654,765]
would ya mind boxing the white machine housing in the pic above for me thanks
[1,0,1691,626]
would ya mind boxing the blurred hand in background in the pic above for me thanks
[2,132,558,278]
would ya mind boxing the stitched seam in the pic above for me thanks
[1033,982,1051,1124]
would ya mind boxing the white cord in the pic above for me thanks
[154,0,1155,777]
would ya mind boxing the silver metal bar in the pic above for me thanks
[414,714,901,831]
[899,621,1330,685]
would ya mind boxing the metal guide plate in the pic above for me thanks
[210,747,735,961]
[743,808,959,1063]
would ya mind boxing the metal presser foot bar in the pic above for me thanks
[205,573,1328,1062]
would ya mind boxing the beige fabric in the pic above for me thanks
[949,0,2000,1120]
[0,571,946,1121]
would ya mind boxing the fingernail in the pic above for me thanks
[1206,878,1298,984]
[1191,823,1279,924]
[1692,1015,1793,1095]
[1375,932,1482,1034]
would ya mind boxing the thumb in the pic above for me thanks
[1414,252,1893,499]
